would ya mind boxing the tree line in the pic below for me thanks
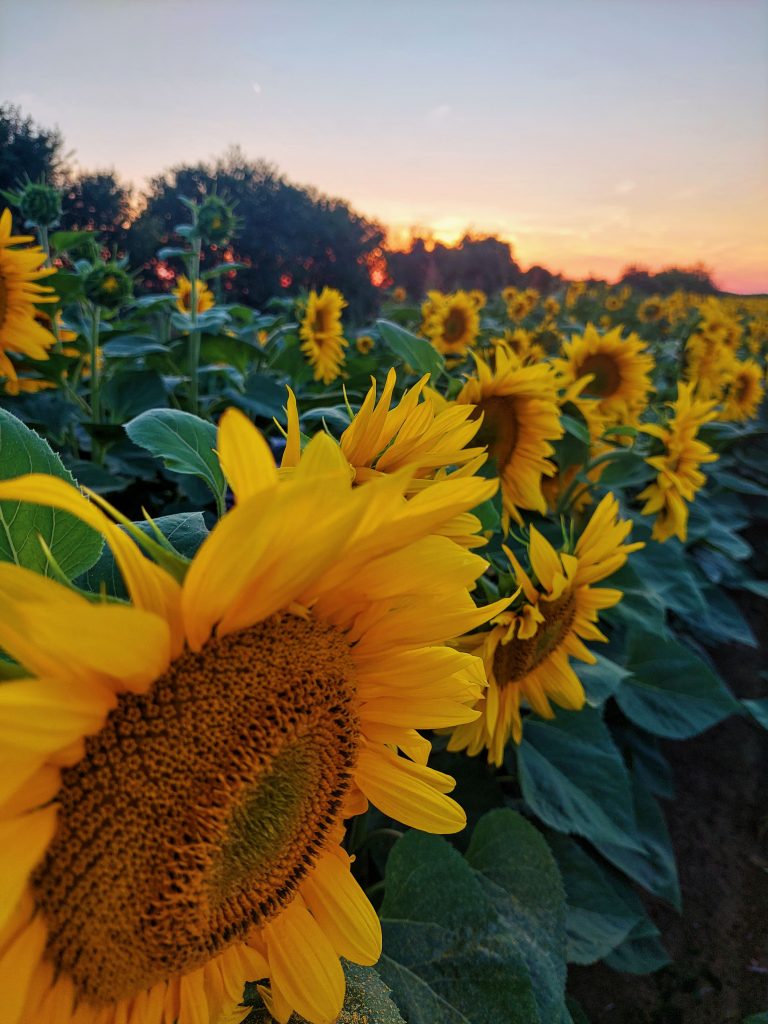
[0,103,719,316]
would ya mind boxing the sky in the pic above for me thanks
[1,0,767,292]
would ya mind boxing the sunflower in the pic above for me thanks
[0,412,505,1024]
[299,287,348,385]
[556,323,654,426]
[543,296,560,318]
[684,331,734,402]
[355,334,374,355]
[0,208,57,384]
[637,381,718,542]
[637,296,664,323]
[420,290,480,358]
[173,275,215,315]
[604,293,624,312]
[452,344,563,526]
[282,369,489,549]
[448,494,643,763]
[3,375,57,395]
[721,358,765,422]
[502,287,538,322]
[497,328,545,365]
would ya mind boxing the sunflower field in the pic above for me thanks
[0,189,767,1024]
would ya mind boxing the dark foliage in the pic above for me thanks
[619,262,717,296]
[60,171,132,249]
[125,149,386,318]
[0,103,68,194]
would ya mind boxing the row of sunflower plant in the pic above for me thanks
[0,186,767,1024]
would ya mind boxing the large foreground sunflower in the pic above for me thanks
[0,208,57,383]
[0,415,505,1024]
[637,381,718,542]
[556,324,654,425]
[448,494,643,764]
[420,290,480,358]
[299,287,348,384]
[452,344,563,525]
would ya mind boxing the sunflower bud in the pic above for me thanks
[197,196,236,244]
[19,182,62,228]
[83,262,133,310]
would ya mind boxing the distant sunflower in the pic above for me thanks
[454,344,563,525]
[355,334,374,355]
[637,296,664,323]
[604,293,624,312]
[684,332,734,402]
[0,208,57,383]
[299,287,348,384]
[499,328,546,364]
[0,413,505,1024]
[557,323,654,425]
[421,290,480,357]
[173,274,215,315]
[721,359,764,422]
[637,381,718,542]
[448,494,643,763]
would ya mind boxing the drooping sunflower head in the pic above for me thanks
[420,290,480,357]
[298,287,348,385]
[0,412,505,1024]
[282,369,488,551]
[637,381,719,542]
[173,274,216,315]
[721,358,765,422]
[448,493,643,764]
[454,345,563,526]
[0,208,57,383]
[556,323,654,425]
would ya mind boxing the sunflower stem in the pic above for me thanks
[188,235,202,415]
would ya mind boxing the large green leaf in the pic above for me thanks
[376,319,445,378]
[125,409,226,507]
[545,833,642,965]
[516,709,641,850]
[617,630,739,739]
[592,772,681,908]
[378,810,567,1024]
[0,408,102,579]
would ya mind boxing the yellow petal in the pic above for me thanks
[0,808,57,933]
[0,914,49,1024]
[355,746,466,834]
[300,850,382,965]
[217,408,278,502]
[264,899,345,1024]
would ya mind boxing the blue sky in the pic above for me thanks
[2,0,767,289]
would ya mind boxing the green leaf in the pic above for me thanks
[602,922,670,974]
[743,698,768,729]
[630,541,708,620]
[378,809,568,1024]
[102,335,170,358]
[225,373,289,422]
[578,652,631,707]
[77,513,208,598]
[516,709,641,850]
[602,562,667,633]
[125,409,226,507]
[0,408,102,579]
[618,630,739,739]
[545,833,642,965]
[376,319,445,378]
[102,370,169,420]
[560,414,590,444]
[592,773,681,908]
[465,810,567,1023]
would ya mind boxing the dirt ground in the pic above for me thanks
[569,591,768,1024]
